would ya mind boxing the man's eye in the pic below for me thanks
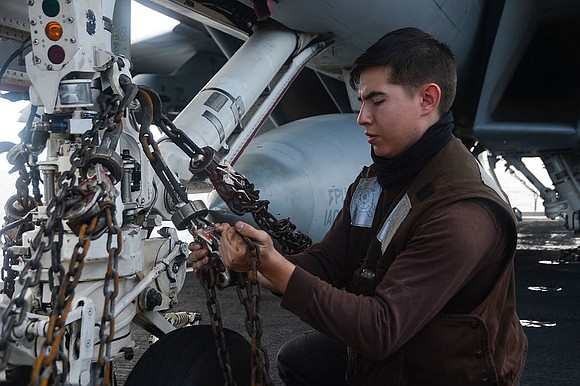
[372,99,384,105]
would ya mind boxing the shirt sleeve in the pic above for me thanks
[281,199,509,360]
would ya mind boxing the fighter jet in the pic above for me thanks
[0,0,579,384]
[125,0,580,239]
[2,0,580,240]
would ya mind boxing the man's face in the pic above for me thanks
[357,66,426,159]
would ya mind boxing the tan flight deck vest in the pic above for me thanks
[345,137,528,385]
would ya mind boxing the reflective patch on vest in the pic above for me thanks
[350,177,382,228]
[477,162,510,204]
[377,193,412,254]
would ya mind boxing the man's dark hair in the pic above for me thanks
[349,27,457,114]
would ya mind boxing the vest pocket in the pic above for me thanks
[402,314,497,385]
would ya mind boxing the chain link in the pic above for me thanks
[2,107,40,297]
[27,91,124,386]
[198,150,312,255]
[235,238,271,386]
[133,85,311,384]
[134,88,189,206]
[96,203,122,386]
[200,267,236,386]
[30,215,99,386]
[134,86,240,384]
[0,87,125,385]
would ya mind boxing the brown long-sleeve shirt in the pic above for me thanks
[281,180,509,360]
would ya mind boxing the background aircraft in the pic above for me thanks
[2,0,579,239]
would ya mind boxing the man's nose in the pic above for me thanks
[357,104,372,126]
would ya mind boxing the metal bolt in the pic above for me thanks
[68,17,74,23]
[26,331,36,342]
[28,0,34,6]
[33,39,39,45]
[30,19,36,26]
[34,56,41,64]
[31,298,40,309]
[46,64,52,70]
[121,347,134,360]
[70,37,76,43]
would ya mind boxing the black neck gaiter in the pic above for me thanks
[371,112,454,188]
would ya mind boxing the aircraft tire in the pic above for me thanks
[0,366,31,386]
[124,324,251,386]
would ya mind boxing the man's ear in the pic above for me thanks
[419,83,441,115]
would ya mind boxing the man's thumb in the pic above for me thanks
[234,221,254,236]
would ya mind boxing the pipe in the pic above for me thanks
[158,23,299,185]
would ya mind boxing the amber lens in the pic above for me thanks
[45,21,63,41]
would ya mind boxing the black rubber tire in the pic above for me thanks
[0,366,31,386]
[125,325,251,386]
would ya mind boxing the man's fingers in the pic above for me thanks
[190,256,209,277]
[222,227,247,255]
[188,242,202,252]
[233,221,263,241]
[214,222,230,233]
[188,245,208,262]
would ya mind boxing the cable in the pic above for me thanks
[0,37,32,96]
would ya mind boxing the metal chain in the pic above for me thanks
[132,86,239,384]
[235,239,271,386]
[27,91,123,385]
[1,107,40,296]
[134,88,189,206]
[136,86,310,255]
[1,249,17,299]
[30,215,99,386]
[133,85,310,384]
[0,108,97,373]
[0,89,124,384]
[197,149,312,255]
[200,266,237,386]
[96,203,122,386]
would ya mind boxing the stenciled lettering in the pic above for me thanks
[327,187,347,206]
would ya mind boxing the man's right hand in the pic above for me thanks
[188,223,230,276]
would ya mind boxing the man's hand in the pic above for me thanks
[224,222,296,294]
[189,221,296,294]
[188,223,229,276]
[219,222,274,272]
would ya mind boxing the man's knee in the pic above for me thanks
[276,331,348,386]
[277,335,303,369]
[277,335,307,384]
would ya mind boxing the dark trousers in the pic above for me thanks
[276,330,349,386]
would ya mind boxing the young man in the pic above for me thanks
[190,27,527,385]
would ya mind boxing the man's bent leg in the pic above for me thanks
[277,330,348,386]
